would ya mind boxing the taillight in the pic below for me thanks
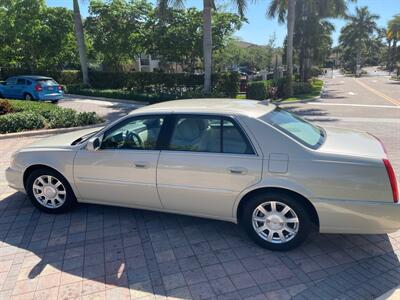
[58,85,62,91]
[35,84,42,92]
[383,158,399,203]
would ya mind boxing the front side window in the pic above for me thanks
[101,116,164,150]
[168,116,254,155]
[7,78,17,85]
[260,108,325,149]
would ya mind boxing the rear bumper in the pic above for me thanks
[315,198,400,234]
[37,92,64,101]
[5,167,25,193]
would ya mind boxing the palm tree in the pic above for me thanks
[268,0,354,88]
[268,0,296,97]
[387,15,400,72]
[339,6,379,74]
[73,0,89,85]
[157,0,247,94]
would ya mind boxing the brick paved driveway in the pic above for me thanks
[1,94,400,300]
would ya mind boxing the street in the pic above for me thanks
[0,72,400,299]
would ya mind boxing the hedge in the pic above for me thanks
[1,69,240,98]
[0,99,103,134]
[246,81,271,100]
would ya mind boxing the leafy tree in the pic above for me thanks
[157,0,248,94]
[0,0,78,71]
[85,0,152,71]
[339,6,380,73]
[145,8,241,73]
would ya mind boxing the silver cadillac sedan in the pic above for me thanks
[5,99,400,250]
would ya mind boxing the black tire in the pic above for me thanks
[24,93,34,101]
[51,100,59,104]
[0,92,3,99]
[241,191,311,251]
[26,168,76,214]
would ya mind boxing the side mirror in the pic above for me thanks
[86,136,101,151]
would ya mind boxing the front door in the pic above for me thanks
[74,115,165,209]
[3,78,17,98]
[157,115,263,220]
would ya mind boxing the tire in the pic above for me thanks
[24,93,33,101]
[26,168,76,214]
[51,100,59,104]
[241,191,311,251]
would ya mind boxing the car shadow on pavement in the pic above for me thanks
[0,191,399,299]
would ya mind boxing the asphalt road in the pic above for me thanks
[281,66,400,175]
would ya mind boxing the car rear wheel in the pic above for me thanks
[241,191,311,251]
[26,168,76,213]
[51,100,58,104]
[24,93,33,101]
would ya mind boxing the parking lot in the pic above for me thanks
[1,73,400,299]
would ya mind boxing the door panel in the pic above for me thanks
[157,151,262,219]
[74,149,162,208]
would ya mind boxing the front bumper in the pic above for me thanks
[315,199,400,234]
[5,167,25,193]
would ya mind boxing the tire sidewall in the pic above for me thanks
[242,191,311,251]
[26,168,76,214]
[24,93,33,101]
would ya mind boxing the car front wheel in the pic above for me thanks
[241,191,311,251]
[26,168,76,213]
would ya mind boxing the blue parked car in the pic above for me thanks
[0,75,63,103]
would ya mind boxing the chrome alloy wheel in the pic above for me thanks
[32,175,66,209]
[252,201,299,244]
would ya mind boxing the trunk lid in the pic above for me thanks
[318,126,386,159]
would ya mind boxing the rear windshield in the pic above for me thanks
[36,79,58,86]
[260,108,325,149]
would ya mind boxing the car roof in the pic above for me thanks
[134,98,276,118]
[10,75,52,80]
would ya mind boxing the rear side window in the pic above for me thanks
[260,108,325,149]
[26,80,32,86]
[16,79,25,85]
[168,115,254,155]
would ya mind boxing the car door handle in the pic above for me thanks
[227,167,247,175]
[134,162,149,169]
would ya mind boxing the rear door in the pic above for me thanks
[15,78,26,98]
[156,114,263,220]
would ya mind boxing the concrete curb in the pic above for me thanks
[64,94,148,106]
[0,123,107,140]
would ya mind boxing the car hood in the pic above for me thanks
[26,127,102,149]
[318,126,386,159]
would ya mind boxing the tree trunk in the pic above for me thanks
[286,0,296,97]
[203,0,212,94]
[73,0,89,85]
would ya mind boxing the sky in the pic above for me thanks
[46,0,398,47]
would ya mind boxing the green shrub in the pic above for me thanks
[0,99,13,115]
[292,82,313,95]
[246,81,270,100]
[0,100,103,133]
[0,112,45,133]
[214,72,240,98]
[59,70,82,85]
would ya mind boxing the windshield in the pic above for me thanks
[260,108,325,149]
